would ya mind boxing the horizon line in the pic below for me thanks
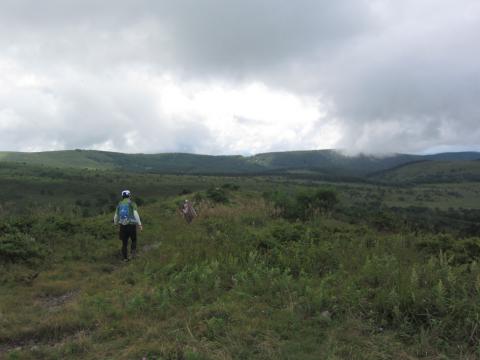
[1,148,480,158]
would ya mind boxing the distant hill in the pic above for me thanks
[0,149,479,178]
[0,150,117,169]
[0,150,263,174]
[248,150,423,175]
[370,160,480,183]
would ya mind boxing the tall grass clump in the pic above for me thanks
[0,232,45,264]
[264,188,338,220]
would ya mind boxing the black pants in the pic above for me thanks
[119,224,137,259]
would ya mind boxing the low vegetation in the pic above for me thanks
[0,163,480,359]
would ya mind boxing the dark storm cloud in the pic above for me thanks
[320,1,480,153]
[0,0,478,154]
[0,0,373,72]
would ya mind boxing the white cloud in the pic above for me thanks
[0,61,332,154]
[0,0,479,154]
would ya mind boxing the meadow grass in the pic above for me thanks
[1,170,480,359]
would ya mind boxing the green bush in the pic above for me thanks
[0,232,46,263]
[264,190,301,219]
[221,183,240,191]
[193,192,204,203]
[272,222,304,244]
[265,188,339,220]
[206,187,229,203]
[296,189,338,218]
[417,234,480,264]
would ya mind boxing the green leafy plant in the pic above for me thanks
[0,232,46,263]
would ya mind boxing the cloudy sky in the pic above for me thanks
[0,0,479,155]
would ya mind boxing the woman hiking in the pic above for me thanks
[114,190,143,262]
[180,199,197,223]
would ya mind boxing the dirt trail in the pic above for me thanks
[39,290,80,311]
[0,329,90,357]
[0,240,163,357]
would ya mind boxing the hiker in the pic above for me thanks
[114,190,143,262]
[180,199,197,223]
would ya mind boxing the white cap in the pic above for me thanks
[122,190,131,197]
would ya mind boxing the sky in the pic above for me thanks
[0,0,479,155]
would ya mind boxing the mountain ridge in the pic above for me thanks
[1,149,479,177]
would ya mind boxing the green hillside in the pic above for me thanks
[105,152,263,173]
[1,149,479,178]
[0,150,263,174]
[249,150,424,175]
[372,160,480,183]
[0,150,116,169]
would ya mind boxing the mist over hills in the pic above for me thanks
[1,149,479,179]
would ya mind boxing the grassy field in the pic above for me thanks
[1,164,480,359]
[372,160,480,184]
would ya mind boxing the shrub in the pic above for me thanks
[221,183,240,191]
[296,189,339,219]
[417,234,480,264]
[270,221,305,243]
[193,192,205,203]
[0,232,46,263]
[265,188,339,220]
[263,190,300,219]
[206,187,229,203]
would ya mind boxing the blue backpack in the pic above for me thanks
[118,201,134,225]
